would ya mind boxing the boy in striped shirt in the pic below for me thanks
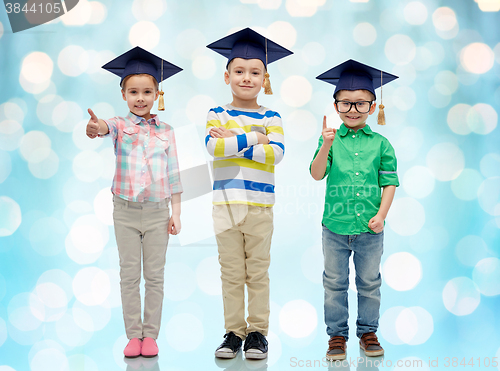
[205,28,292,359]
[85,47,183,358]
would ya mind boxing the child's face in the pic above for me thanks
[224,58,265,107]
[334,89,376,131]
[121,74,159,120]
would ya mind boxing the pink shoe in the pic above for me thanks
[141,337,159,358]
[124,338,142,358]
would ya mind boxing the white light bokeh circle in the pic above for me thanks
[385,34,416,65]
[0,101,25,122]
[279,299,317,338]
[353,22,377,46]
[467,103,497,135]
[131,0,167,21]
[93,187,113,226]
[37,270,74,303]
[267,21,297,49]
[477,177,500,216]
[258,0,281,9]
[129,21,160,50]
[52,101,83,132]
[73,267,111,306]
[442,276,480,316]
[432,7,457,31]
[165,314,204,352]
[36,94,64,127]
[383,252,422,291]
[0,151,11,183]
[66,214,109,264]
[73,300,112,332]
[393,86,416,111]
[455,235,490,267]
[0,119,25,151]
[195,256,222,296]
[392,64,416,86]
[55,313,92,347]
[164,262,196,301]
[451,168,483,201]
[480,153,500,178]
[21,52,53,84]
[192,55,216,80]
[186,94,216,125]
[434,70,458,95]
[30,348,69,371]
[413,46,434,71]
[301,42,325,67]
[8,293,43,332]
[280,76,312,107]
[0,196,22,237]
[286,110,317,142]
[447,103,471,135]
[301,244,323,284]
[58,45,89,77]
[19,130,51,164]
[460,43,495,74]
[60,0,92,25]
[28,149,59,179]
[286,0,319,17]
[32,283,68,322]
[426,142,464,181]
[72,150,104,182]
[404,1,428,25]
[473,258,500,296]
[386,197,425,236]
[395,307,434,345]
[402,166,435,199]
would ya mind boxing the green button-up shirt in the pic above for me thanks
[310,124,399,235]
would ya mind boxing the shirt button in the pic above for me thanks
[356,193,360,196]
[355,153,358,156]
[352,135,355,138]
[357,213,360,216]
[356,172,359,176]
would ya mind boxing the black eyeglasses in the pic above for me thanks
[334,100,373,114]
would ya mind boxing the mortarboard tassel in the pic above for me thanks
[158,60,165,111]
[263,38,273,95]
[264,72,273,95]
[377,70,385,125]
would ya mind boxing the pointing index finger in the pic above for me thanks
[88,108,98,123]
[322,115,327,130]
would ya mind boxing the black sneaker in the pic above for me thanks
[215,332,242,359]
[243,331,268,359]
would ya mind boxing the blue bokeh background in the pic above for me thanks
[1,0,500,370]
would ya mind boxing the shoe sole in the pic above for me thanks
[141,354,158,358]
[245,352,267,360]
[124,354,141,358]
[326,353,346,361]
[215,351,238,359]
[360,345,384,357]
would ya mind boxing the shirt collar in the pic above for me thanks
[127,111,159,126]
[338,123,373,136]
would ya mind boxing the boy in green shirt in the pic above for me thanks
[310,60,399,360]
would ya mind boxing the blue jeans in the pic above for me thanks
[322,225,384,340]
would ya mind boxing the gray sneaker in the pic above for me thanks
[359,332,384,357]
[326,336,346,360]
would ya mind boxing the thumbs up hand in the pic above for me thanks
[86,108,100,139]
[321,116,337,148]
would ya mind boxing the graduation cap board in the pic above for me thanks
[102,46,183,111]
[206,28,293,95]
[316,59,398,125]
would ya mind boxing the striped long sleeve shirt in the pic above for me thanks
[205,105,285,207]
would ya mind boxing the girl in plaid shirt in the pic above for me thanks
[85,46,183,358]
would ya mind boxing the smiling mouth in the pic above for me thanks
[135,105,147,109]
[240,85,253,88]
[346,115,360,119]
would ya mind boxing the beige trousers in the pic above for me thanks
[113,195,170,339]
[213,204,274,339]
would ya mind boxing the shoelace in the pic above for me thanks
[221,332,240,349]
[361,333,380,347]
[328,336,346,351]
[244,332,268,350]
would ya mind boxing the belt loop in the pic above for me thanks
[125,199,129,209]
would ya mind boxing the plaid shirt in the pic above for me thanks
[101,112,183,202]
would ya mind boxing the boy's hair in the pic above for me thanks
[120,74,159,92]
[226,58,267,73]
[334,89,376,101]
